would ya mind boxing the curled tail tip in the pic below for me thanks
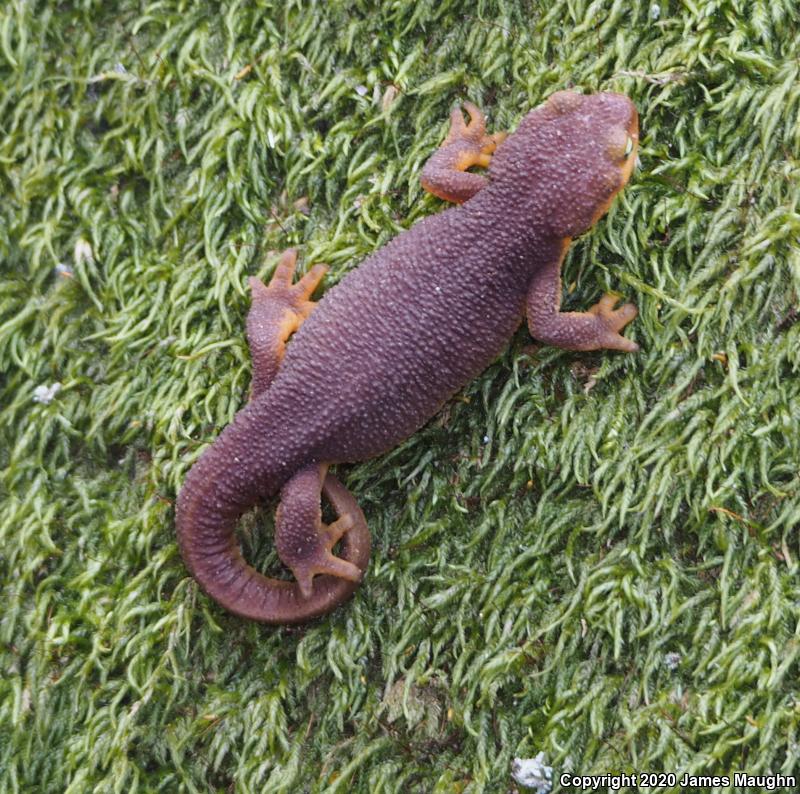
[175,465,371,624]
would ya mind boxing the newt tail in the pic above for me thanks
[176,404,370,624]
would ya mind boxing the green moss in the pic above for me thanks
[1,1,799,791]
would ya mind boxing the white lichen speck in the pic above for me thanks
[33,383,62,404]
[664,651,681,670]
[512,752,553,792]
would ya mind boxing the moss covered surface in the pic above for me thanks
[2,0,800,791]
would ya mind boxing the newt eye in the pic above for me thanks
[624,135,634,157]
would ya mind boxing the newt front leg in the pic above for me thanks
[526,252,638,352]
[421,101,507,203]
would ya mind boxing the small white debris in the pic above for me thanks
[483,435,489,444]
[664,651,681,670]
[650,4,660,19]
[74,238,94,265]
[512,753,553,792]
[355,84,368,96]
[55,262,73,277]
[175,108,190,130]
[33,383,62,404]
[381,84,398,112]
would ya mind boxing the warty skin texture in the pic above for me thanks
[176,91,640,623]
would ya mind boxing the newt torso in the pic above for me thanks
[256,208,558,464]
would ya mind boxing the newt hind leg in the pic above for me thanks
[246,248,327,398]
[275,464,370,600]
[421,101,507,204]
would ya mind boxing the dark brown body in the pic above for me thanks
[177,92,640,623]
[264,202,562,466]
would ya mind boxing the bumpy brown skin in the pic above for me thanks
[177,91,640,624]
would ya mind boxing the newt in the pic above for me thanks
[176,91,640,624]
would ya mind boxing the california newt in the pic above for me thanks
[176,91,640,623]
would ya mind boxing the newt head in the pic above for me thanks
[489,90,639,240]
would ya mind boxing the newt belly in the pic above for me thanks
[176,91,640,624]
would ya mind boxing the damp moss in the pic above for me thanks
[1,1,799,792]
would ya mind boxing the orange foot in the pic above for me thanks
[587,294,639,352]
[421,102,507,204]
